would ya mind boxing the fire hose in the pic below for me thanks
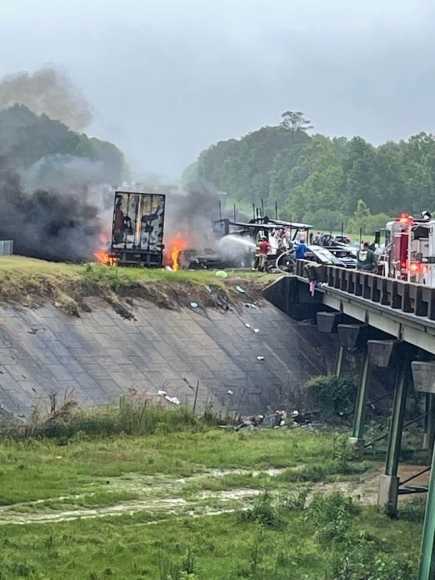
[275,249,296,275]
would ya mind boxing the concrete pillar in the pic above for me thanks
[336,325,368,453]
[317,313,343,376]
[350,339,397,454]
[418,432,435,580]
[335,345,344,377]
[412,362,435,452]
[378,354,410,515]
[350,350,370,456]
[423,394,435,451]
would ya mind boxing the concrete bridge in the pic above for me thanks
[264,263,435,580]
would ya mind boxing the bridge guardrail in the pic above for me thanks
[295,260,435,321]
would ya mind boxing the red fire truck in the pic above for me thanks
[382,213,430,283]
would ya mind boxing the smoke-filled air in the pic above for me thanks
[0,68,92,132]
[0,66,230,264]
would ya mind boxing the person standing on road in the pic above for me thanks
[295,237,307,260]
[356,242,377,271]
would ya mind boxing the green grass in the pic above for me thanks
[0,428,339,505]
[0,496,421,580]
[0,255,273,314]
[0,412,422,579]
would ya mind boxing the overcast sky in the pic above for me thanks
[1,0,434,178]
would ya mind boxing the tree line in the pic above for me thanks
[185,112,435,234]
[0,104,129,186]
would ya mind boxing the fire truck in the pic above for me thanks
[381,212,430,284]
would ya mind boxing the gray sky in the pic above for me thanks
[1,0,434,178]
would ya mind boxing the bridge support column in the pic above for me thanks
[378,353,410,516]
[413,362,435,580]
[423,394,435,451]
[335,324,368,454]
[350,339,396,454]
[316,312,343,376]
[413,362,435,452]
[350,350,370,456]
[417,440,435,580]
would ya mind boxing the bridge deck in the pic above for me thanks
[295,261,435,355]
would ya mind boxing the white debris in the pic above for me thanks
[245,323,251,328]
[257,356,265,361]
[157,389,181,405]
[254,329,259,333]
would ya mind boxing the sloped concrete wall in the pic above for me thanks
[0,298,330,417]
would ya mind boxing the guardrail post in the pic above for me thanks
[378,350,411,516]
[380,278,389,305]
[392,281,401,309]
[348,270,356,294]
[355,272,363,296]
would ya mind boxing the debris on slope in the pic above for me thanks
[0,257,271,318]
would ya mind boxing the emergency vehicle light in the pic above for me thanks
[399,213,412,225]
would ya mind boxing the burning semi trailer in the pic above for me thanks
[95,191,166,268]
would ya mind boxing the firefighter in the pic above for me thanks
[257,236,271,272]
[252,238,261,270]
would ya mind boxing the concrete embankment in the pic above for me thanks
[0,298,329,417]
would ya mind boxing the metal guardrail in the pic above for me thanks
[0,241,13,256]
[295,260,435,322]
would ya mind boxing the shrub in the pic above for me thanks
[332,534,414,580]
[240,491,283,528]
[309,492,357,545]
[304,375,357,422]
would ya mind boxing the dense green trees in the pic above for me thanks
[0,105,129,185]
[192,114,435,234]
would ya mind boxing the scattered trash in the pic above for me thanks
[253,328,259,333]
[235,420,257,432]
[205,285,212,294]
[166,395,181,405]
[165,266,173,271]
[27,328,40,335]
[190,302,198,308]
[157,389,181,405]
[215,270,228,279]
[244,303,257,309]
[227,390,234,395]
[212,291,229,311]
[257,356,265,361]
[236,285,245,293]
[245,323,251,328]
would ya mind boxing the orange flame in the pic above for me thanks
[94,235,117,266]
[165,234,189,271]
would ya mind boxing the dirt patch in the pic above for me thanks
[0,464,423,526]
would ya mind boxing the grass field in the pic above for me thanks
[0,256,273,315]
[0,404,422,580]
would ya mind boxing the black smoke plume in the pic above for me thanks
[0,157,101,262]
[0,68,92,131]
